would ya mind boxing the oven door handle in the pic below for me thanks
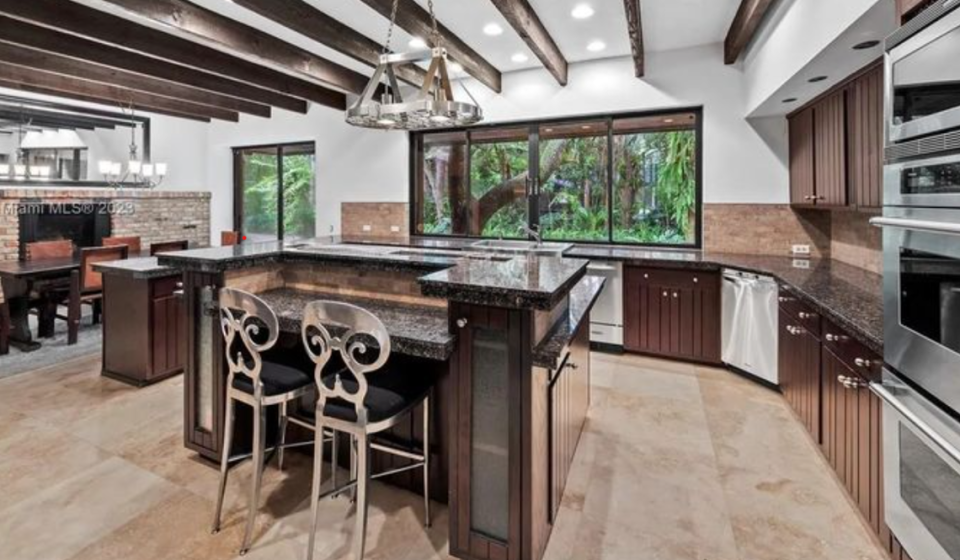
[870,217,960,236]
[871,382,960,465]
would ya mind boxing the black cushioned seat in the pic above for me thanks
[304,366,435,424]
[232,361,313,396]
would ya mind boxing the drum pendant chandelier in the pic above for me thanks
[345,0,483,130]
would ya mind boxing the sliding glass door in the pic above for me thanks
[234,142,316,242]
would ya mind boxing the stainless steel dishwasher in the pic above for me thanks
[721,269,779,385]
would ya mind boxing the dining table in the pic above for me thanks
[0,251,148,352]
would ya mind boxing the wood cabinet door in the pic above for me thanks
[789,107,817,205]
[813,91,848,207]
[848,64,884,209]
[779,312,821,441]
[150,292,184,379]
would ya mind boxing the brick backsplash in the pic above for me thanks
[831,211,882,274]
[341,203,408,238]
[0,188,211,262]
[703,204,832,257]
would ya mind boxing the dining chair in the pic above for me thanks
[301,301,436,560]
[103,236,142,255]
[211,288,329,556]
[59,245,130,344]
[222,231,241,246]
[150,239,189,255]
[0,287,10,355]
[24,239,74,261]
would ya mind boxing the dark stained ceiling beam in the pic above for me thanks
[623,0,644,78]
[358,0,503,93]
[0,0,348,108]
[90,0,378,96]
[487,0,568,86]
[0,112,101,130]
[0,42,271,118]
[0,64,233,122]
[724,0,776,64]
[0,104,133,128]
[230,0,426,87]
[0,16,309,113]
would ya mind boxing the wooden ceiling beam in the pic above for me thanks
[0,0,348,108]
[0,15,309,113]
[487,0,568,86]
[358,0,503,93]
[0,111,102,130]
[724,0,776,65]
[623,0,644,78]
[0,42,271,118]
[230,0,426,87]
[0,64,234,122]
[90,0,378,96]
[0,105,133,128]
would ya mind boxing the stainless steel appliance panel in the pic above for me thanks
[878,206,960,417]
[874,370,960,560]
[885,152,960,207]
[721,269,779,385]
[586,261,623,346]
[887,4,960,144]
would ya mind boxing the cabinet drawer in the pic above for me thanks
[821,318,881,382]
[629,267,716,291]
[778,286,821,338]
[152,276,181,299]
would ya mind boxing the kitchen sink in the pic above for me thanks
[469,239,573,256]
[389,249,513,262]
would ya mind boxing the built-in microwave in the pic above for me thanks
[885,152,960,207]
[886,0,960,144]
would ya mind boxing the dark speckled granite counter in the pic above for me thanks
[159,239,588,311]
[533,275,606,369]
[93,257,181,280]
[566,246,883,354]
[256,288,453,361]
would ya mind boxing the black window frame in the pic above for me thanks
[409,107,704,249]
[232,140,316,242]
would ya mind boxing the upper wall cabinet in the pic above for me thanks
[787,61,883,211]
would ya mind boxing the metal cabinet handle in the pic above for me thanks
[787,325,804,335]
[672,292,679,298]
[663,291,668,297]
[457,318,468,329]
[825,333,840,342]
[778,296,794,303]
[644,273,649,279]
[567,362,579,370]
[173,290,184,297]
[854,357,872,368]
[839,375,866,390]
[798,312,816,320]
[175,281,184,289]
[693,277,699,283]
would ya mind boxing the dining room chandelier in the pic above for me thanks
[99,103,167,188]
[345,0,483,131]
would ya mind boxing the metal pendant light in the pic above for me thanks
[346,0,483,130]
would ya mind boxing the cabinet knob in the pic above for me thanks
[778,296,794,303]
[456,318,468,329]
[644,273,649,279]
[693,277,699,283]
[175,281,184,289]
[825,333,837,342]
[663,291,668,297]
[672,292,679,298]
[798,312,816,320]
[854,357,872,368]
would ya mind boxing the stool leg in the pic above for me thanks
[350,435,358,503]
[211,395,236,534]
[240,400,266,556]
[331,429,338,492]
[306,419,326,560]
[352,434,370,560]
[423,396,431,528]
[277,401,289,472]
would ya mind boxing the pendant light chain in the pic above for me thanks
[427,0,441,47]
[383,0,400,54]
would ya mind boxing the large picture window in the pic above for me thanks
[412,109,702,247]
[233,142,316,242]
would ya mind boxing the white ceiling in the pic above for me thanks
[86,0,746,91]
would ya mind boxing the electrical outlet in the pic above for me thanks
[390,225,401,233]
[791,244,811,256]
[792,259,811,270]
[362,225,372,232]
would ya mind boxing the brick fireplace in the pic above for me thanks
[0,188,211,261]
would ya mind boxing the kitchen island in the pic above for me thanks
[158,238,604,560]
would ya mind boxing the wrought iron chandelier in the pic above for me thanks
[99,103,167,188]
[346,0,483,131]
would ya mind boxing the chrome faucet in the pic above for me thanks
[523,224,542,246]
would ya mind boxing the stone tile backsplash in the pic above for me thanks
[341,202,408,238]
[830,211,882,274]
[703,204,832,257]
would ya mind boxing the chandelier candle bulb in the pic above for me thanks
[142,163,154,177]
[155,163,168,177]
[14,164,26,177]
[0,164,8,176]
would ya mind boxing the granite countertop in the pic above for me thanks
[566,245,884,354]
[93,257,181,280]
[256,288,454,361]
[532,275,606,370]
[159,238,589,311]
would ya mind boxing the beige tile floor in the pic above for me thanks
[0,352,889,560]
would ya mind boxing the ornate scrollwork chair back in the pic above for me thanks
[219,288,280,389]
[301,301,392,427]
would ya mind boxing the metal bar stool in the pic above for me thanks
[301,301,435,560]
[211,288,324,556]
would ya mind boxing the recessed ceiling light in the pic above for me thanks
[783,98,798,103]
[853,40,881,50]
[511,53,529,63]
[409,37,427,49]
[571,4,595,19]
[587,40,606,53]
[808,76,828,83]
[483,23,504,36]
[581,125,591,130]
[664,118,675,123]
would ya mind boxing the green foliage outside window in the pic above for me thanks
[241,149,316,240]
